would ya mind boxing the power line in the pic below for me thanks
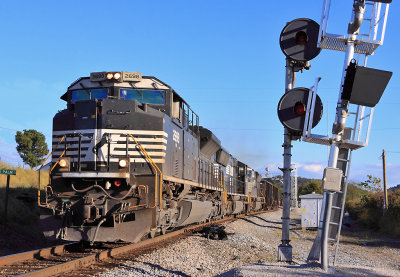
[0,126,19,132]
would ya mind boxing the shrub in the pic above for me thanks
[346,190,400,237]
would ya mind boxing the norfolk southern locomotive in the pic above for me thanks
[40,71,279,243]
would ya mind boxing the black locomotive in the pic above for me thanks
[39,71,279,243]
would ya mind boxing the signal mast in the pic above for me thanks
[276,0,392,271]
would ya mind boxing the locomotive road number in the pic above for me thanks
[123,72,142,81]
[172,129,180,144]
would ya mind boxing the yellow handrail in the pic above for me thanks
[50,146,68,174]
[37,135,66,207]
[129,134,162,209]
[138,184,148,197]
[247,192,252,206]
[218,172,228,206]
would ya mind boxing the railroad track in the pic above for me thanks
[0,210,275,277]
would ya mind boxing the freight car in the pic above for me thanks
[39,71,279,243]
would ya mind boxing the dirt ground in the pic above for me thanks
[0,221,52,256]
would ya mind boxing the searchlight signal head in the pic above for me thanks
[279,18,321,62]
[277,87,323,135]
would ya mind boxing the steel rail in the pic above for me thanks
[0,242,77,267]
[5,209,275,277]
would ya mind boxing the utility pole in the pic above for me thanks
[382,149,388,213]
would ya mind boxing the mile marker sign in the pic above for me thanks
[1,169,16,175]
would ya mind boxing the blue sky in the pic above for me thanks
[0,0,399,187]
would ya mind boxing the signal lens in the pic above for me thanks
[294,102,306,116]
[106,73,114,80]
[114,72,121,79]
[114,180,121,187]
[59,158,67,168]
[295,31,308,46]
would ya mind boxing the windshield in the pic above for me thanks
[119,89,165,104]
[71,88,108,104]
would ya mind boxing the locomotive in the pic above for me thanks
[39,71,279,243]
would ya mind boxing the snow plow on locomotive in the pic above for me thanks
[39,71,280,243]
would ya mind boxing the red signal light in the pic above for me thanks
[114,180,121,187]
[294,102,306,116]
[295,31,308,46]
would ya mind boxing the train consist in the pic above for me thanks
[39,71,280,243]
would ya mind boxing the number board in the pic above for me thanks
[1,169,16,175]
[122,72,142,82]
[90,72,107,82]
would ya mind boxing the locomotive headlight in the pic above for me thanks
[119,159,128,168]
[114,72,121,80]
[106,73,114,80]
[59,158,68,168]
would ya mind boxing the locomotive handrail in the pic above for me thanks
[218,172,228,206]
[128,134,162,209]
[50,146,69,174]
[37,135,66,207]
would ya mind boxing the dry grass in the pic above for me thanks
[0,161,47,226]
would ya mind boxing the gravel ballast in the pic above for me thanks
[97,208,400,277]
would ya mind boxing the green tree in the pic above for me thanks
[346,181,369,201]
[15,129,49,168]
[298,180,323,198]
[360,175,382,193]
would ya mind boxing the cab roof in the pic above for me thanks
[60,74,187,105]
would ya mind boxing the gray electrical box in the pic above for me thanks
[300,192,323,228]
[322,167,343,192]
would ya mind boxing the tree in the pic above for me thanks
[360,175,382,193]
[298,180,323,198]
[346,181,369,201]
[15,129,49,168]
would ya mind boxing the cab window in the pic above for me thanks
[119,89,165,104]
[71,88,108,104]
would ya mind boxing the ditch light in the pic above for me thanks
[342,60,392,107]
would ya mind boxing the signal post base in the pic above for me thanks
[278,244,292,262]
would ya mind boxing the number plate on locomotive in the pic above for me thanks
[122,72,142,81]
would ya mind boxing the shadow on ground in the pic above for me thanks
[216,262,398,277]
